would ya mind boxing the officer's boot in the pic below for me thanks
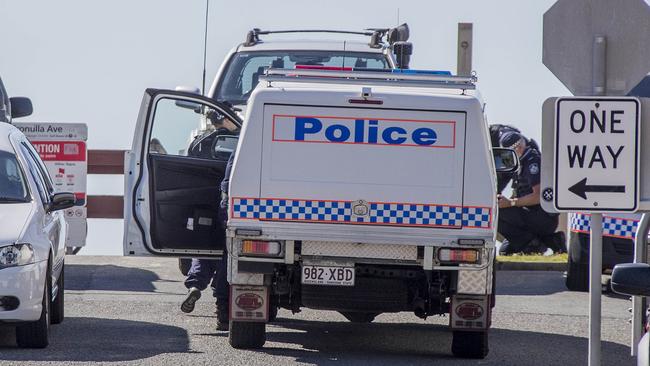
[181,287,201,313]
[216,300,229,331]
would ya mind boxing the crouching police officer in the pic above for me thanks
[497,131,566,255]
[489,124,540,194]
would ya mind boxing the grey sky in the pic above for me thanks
[1,0,569,254]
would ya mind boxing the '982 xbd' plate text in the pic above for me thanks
[301,265,355,286]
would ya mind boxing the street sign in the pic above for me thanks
[554,97,640,212]
[543,0,650,96]
[15,122,89,249]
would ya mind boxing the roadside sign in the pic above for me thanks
[14,122,88,249]
[543,0,650,96]
[553,97,640,212]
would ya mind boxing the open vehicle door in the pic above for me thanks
[124,89,241,257]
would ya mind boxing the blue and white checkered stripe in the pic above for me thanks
[232,198,491,229]
[570,213,639,239]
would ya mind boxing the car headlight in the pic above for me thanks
[0,244,35,268]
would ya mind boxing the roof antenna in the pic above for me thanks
[201,0,210,95]
[397,8,400,26]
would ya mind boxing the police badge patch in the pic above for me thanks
[529,163,539,175]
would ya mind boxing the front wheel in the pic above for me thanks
[16,261,51,348]
[229,321,266,349]
[51,263,65,324]
[451,330,489,359]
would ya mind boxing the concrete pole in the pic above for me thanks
[588,34,606,366]
[457,23,473,77]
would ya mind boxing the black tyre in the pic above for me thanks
[179,258,192,276]
[566,255,589,292]
[339,311,380,323]
[16,260,51,348]
[451,330,489,359]
[229,321,266,349]
[51,263,64,325]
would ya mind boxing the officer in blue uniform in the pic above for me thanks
[489,124,540,194]
[180,116,234,331]
[497,131,566,255]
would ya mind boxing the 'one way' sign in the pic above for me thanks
[554,97,640,212]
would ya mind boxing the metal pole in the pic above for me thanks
[588,34,606,366]
[589,213,603,366]
[632,214,650,356]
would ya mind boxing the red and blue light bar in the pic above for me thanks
[294,65,452,75]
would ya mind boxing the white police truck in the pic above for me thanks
[172,27,410,275]
[124,62,517,359]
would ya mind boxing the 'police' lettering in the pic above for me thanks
[291,117,442,146]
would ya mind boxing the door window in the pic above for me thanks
[19,144,50,205]
[0,150,29,202]
[21,142,55,193]
[148,98,239,159]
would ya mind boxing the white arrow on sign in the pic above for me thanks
[554,97,640,212]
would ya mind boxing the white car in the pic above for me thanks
[0,122,74,348]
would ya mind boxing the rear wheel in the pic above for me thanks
[566,255,589,292]
[51,263,65,324]
[16,260,51,348]
[229,321,266,349]
[340,311,380,323]
[451,330,489,359]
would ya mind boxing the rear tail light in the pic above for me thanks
[438,248,480,264]
[240,240,282,257]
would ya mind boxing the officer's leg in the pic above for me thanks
[211,247,230,330]
[185,258,219,291]
[182,259,219,313]
[523,207,564,252]
[498,207,537,253]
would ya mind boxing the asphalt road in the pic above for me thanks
[0,256,636,366]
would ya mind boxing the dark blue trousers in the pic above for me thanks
[184,252,228,303]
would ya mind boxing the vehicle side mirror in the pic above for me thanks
[612,263,650,297]
[9,97,32,119]
[174,86,202,111]
[47,192,76,212]
[212,135,238,160]
[493,148,519,173]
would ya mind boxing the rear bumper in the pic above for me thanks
[0,261,47,322]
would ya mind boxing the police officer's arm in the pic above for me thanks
[499,150,541,208]
[513,184,540,207]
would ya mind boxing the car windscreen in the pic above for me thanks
[215,51,390,106]
[0,150,29,203]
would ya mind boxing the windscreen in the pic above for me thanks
[0,150,29,203]
[216,51,390,106]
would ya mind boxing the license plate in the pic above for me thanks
[301,265,355,286]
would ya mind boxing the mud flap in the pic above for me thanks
[230,285,269,322]
[450,295,490,330]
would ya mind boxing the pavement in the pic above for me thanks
[0,256,637,366]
